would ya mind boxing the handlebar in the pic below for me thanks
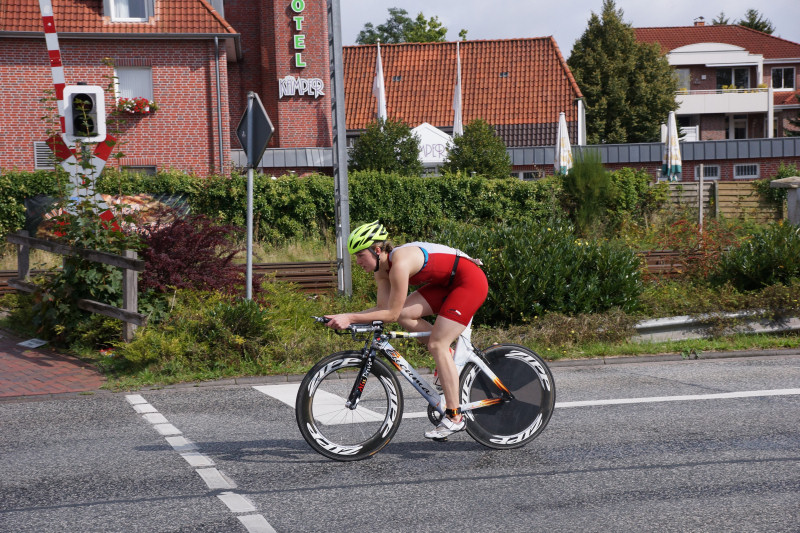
[312,316,385,337]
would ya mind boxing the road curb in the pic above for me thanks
[3,346,799,403]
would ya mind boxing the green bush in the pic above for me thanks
[752,162,799,205]
[607,167,668,229]
[348,118,424,175]
[712,221,800,291]
[441,118,512,179]
[0,170,63,237]
[434,218,643,326]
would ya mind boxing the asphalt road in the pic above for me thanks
[2,353,799,532]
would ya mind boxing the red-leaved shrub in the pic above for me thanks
[138,209,258,295]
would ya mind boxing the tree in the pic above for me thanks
[356,7,457,44]
[441,119,511,178]
[567,0,678,144]
[737,9,775,34]
[348,118,423,175]
[712,12,729,25]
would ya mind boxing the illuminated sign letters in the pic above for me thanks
[281,0,325,97]
[291,0,306,68]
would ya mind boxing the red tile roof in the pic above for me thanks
[775,91,800,107]
[343,38,582,146]
[634,25,800,59]
[0,0,236,35]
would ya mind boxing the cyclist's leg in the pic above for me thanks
[428,315,468,422]
[396,291,435,338]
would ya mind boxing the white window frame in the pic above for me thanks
[733,163,760,180]
[114,66,154,101]
[771,67,796,90]
[122,165,157,176]
[518,170,543,181]
[675,68,691,91]
[694,164,720,180]
[106,0,153,22]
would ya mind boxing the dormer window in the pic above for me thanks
[107,0,154,22]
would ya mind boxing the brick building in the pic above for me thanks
[635,21,800,141]
[2,2,798,182]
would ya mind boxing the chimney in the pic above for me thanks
[694,16,705,27]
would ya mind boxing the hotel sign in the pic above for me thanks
[282,0,325,98]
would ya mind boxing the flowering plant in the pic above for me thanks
[115,97,160,114]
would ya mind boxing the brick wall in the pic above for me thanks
[0,38,229,177]
[601,156,800,181]
[224,0,332,150]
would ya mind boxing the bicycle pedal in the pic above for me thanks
[432,436,448,442]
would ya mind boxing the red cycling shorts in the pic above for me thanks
[415,258,488,326]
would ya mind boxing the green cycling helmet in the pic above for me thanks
[347,220,389,254]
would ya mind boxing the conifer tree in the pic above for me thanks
[737,9,775,34]
[567,0,678,144]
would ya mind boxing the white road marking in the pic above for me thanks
[238,514,278,533]
[256,384,800,420]
[152,423,182,436]
[181,451,215,467]
[254,384,430,421]
[126,394,276,533]
[165,436,197,452]
[196,467,232,490]
[142,412,168,424]
[125,394,147,405]
[555,388,800,408]
[218,491,256,513]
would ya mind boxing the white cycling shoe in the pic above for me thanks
[425,416,466,440]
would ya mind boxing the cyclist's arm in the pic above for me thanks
[325,252,413,329]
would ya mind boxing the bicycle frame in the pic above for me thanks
[347,322,513,417]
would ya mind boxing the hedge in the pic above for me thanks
[0,169,563,243]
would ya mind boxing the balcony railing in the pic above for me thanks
[676,87,771,115]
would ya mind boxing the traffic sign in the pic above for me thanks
[236,92,274,168]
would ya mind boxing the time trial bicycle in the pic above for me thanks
[295,317,555,461]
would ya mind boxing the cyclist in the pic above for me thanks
[324,221,488,440]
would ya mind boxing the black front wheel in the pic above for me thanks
[460,344,555,449]
[295,351,404,461]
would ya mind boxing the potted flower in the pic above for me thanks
[115,96,160,114]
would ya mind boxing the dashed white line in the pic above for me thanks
[165,436,197,452]
[196,467,233,490]
[181,451,215,467]
[152,423,182,436]
[126,394,276,533]
[238,514,277,533]
[142,412,168,424]
[218,491,257,513]
[133,403,158,414]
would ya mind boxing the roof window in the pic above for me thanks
[499,72,509,78]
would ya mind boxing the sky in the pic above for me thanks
[340,0,800,56]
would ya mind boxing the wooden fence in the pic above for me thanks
[6,230,145,342]
[667,181,782,222]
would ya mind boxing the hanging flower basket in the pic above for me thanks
[115,97,160,115]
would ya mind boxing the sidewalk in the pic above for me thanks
[0,329,106,401]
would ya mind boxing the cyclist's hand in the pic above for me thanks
[324,314,352,330]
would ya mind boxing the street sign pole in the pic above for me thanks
[236,91,273,301]
[327,0,352,296]
[246,93,255,300]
